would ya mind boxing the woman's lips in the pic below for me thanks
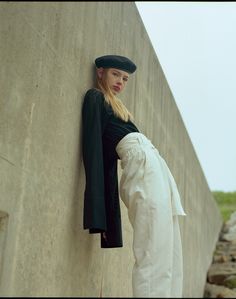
[113,86,121,91]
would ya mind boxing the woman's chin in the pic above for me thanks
[112,89,121,96]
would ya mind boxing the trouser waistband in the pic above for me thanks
[116,132,157,160]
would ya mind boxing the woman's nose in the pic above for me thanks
[117,77,123,85]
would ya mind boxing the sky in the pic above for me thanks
[135,1,236,192]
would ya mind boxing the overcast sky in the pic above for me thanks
[135,1,236,192]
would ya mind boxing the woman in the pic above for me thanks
[82,55,186,297]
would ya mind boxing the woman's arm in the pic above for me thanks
[82,89,107,232]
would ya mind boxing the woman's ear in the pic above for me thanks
[96,67,104,79]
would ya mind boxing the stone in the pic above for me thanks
[204,283,236,298]
[207,262,236,285]
[204,282,236,298]
[213,254,228,263]
[224,275,236,289]
[221,231,236,242]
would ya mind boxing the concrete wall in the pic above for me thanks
[0,2,222,297]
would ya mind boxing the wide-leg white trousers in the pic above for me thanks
[116,132,186,298]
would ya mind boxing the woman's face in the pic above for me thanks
[98,68,129,95]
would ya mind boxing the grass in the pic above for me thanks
[212,191,236,223]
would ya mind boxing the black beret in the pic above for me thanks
[95,55,137,74]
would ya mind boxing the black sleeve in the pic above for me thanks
[82,89,107,233]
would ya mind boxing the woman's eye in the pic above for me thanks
[113,72,118,76]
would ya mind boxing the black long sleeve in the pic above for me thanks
[82,88,139,248]
[82,89,107,232]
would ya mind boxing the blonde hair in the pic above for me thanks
[95,69,133,122]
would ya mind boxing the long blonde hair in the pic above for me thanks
[96,69,133,122]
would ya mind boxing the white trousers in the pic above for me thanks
[116,133,186,298]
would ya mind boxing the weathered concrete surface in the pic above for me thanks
[0,2,222,297]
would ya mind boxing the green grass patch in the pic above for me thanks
[212,191,236,222]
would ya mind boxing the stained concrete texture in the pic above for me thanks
[0,2,222,297]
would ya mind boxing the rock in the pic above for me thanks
[229,225,236,234]
[204,210,236,298]
[213,242,236,263]
[207,262,236,285]
[204,282,236,298]
[223,212,236,234]
[221,232,236,242]
[224,275,236,289]
[226,211,236,227]
[213,254,229,263]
